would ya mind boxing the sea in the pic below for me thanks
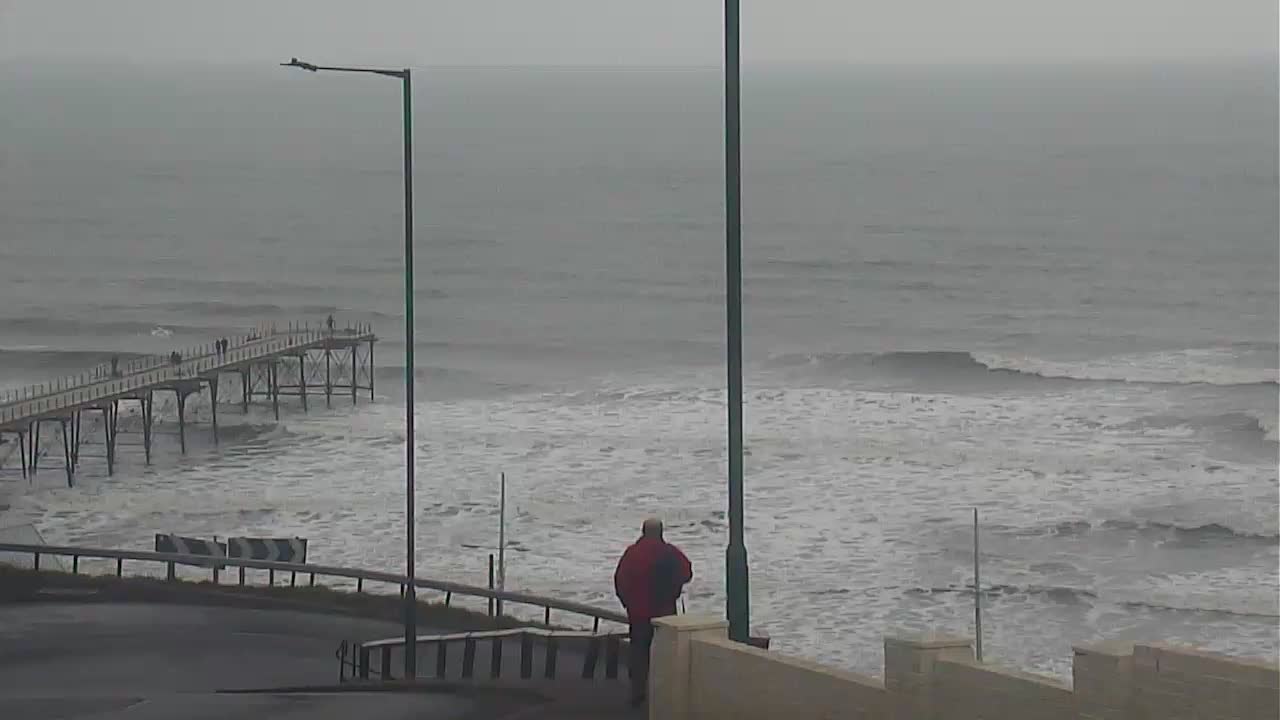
[0,60,1276,677]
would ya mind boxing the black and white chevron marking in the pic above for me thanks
[228,537,307,564]
[154,534,227,567]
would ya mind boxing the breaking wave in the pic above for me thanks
[998,518,1279,545]
[770,349,1278,388]
[910,584,1279,619]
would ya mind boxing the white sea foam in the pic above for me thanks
[4,376,1276,677]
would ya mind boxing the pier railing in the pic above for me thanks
[0,541,627,632]
[0,324,373,426]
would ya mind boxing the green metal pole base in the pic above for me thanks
[726,542,750,642]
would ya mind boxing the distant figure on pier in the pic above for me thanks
[110,356,120,378]
[614,518,692,707]
[326,314,335,335]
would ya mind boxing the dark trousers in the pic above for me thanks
[628,621,654,702]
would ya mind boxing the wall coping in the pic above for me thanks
[1135,642,1280,672]
[885,633,974,651]
[1073,641,1135,659]
[652,614,729,633]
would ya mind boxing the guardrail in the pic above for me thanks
[0,325,374,426]
[0,541,627,632]
[339,627,630,683]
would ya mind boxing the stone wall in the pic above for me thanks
[648,614,1279,720]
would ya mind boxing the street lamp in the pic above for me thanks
[281,57,419,677]
[723,2,750,643]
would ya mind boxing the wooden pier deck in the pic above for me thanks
[0,323,377,486]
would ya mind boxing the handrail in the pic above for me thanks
[0,541,627,627]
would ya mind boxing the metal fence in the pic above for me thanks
[0,541,627,632]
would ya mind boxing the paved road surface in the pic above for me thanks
[0,602,508,719]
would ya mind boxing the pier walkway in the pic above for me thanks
[0,323,377,486]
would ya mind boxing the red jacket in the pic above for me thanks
[614,536,693,623]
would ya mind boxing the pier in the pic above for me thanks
[0,322,377,486]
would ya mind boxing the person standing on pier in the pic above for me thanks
[614,517,692,707]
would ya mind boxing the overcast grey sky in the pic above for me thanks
[0,0,1274,67]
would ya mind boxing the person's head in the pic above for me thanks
[641,517,663,540]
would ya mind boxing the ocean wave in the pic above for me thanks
[997,518,1279,544]
[769,348,1278,388]
[909,583,1098,604]
[1121,411,1278,444]
[910,584,1279,619]
[0,316,211,338]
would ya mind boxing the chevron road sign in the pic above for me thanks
[154,534,227,568]
[228,537,307,564]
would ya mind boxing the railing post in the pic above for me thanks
[117,558,123,577]
[72,555,79,574]
[358,645,371,680]
[488,554,495,617]
[166,561,175,581]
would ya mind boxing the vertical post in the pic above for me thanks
[487,554,495,617]
[723,0,750,644]
[298,355,308,412]
[30,422,39,475]
[72,411,81,469]
[496,472,506,617]
[241,369,250,412]
[142,392,153,465]
[270,362,280,420]
[60,418,73,487]
[974,507,983,662]
[350,346,358,405]
[368,339,375,400]
[17,429,27,481]
[209,378,219,444]
[401,67,417,680]
[103,404,116,475]
[325,349,333,408]
[176,391,187,454]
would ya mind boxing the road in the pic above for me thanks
[0,602,518,719]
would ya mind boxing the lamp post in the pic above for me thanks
[281,58,418,677]
[723,1,750,643]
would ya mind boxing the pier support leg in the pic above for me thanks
[325,349,333,408]
[142,392,153,465]
[298,355,308,412]
[107,401,118,475]
[59,418,73,488]
[30,422,40,475]
[350,346,357,406]
[369,340,375,400]
[72,412,81,469]
[17,429,27,481]
[241,369,250,413]
[176,391,187,455]
[270,362,280,421]
[209,378,219,445]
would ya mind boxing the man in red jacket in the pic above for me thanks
[614,517,693,706]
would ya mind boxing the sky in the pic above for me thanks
[0,0,1275,67]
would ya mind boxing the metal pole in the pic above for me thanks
[724,0,750,644]
[497,472,506,617]
[974,507,983,662]
[401,68,417,679]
